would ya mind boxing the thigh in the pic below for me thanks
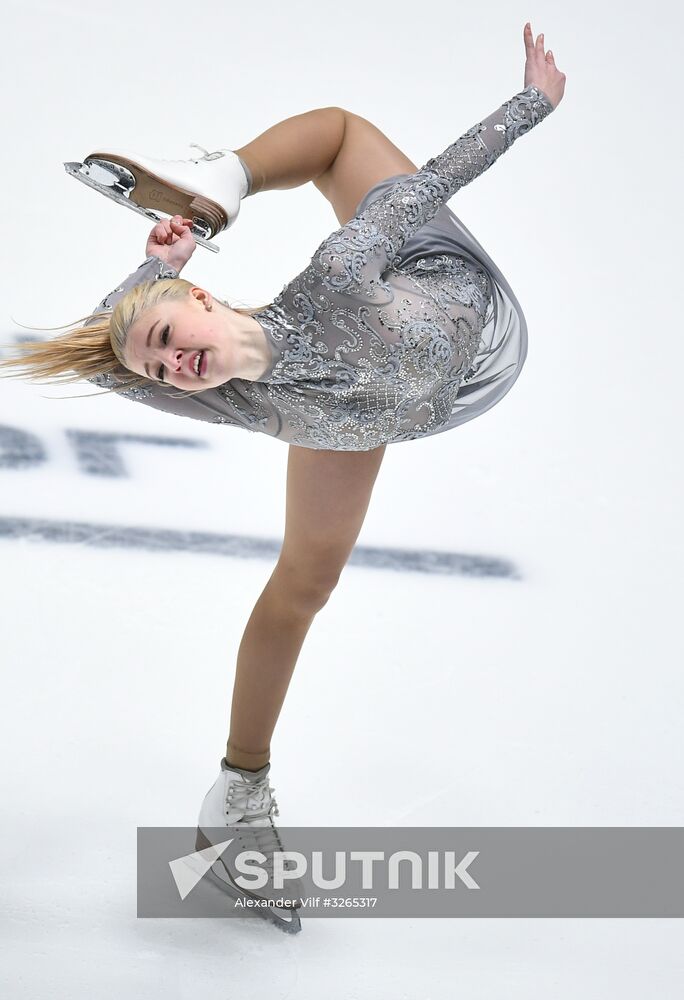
[313,110,418,225]
[277,443,387,585]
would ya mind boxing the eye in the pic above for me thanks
[157,325,170,382]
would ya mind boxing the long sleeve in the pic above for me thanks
[85,256,244,428]
[86,254,180,404]
[313,84,554,294]
[89,254,181,317]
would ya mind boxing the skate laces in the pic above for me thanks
[188,143,227,162]
[225,776,298,874]
[226,775,279,821]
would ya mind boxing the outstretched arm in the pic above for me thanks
[311,84,554,296]
[308,22,565,293]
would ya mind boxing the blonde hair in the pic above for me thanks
[0,276,271,400]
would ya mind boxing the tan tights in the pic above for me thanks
[222,440,387,772]
[224,567,327,772]
[234,106,346,196]
[226,115,364,771]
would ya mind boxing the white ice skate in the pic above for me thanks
[64,144,251,254]
[196,757,304,934]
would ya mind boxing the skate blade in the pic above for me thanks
[86,151,229,239]
[195,827,303,935]
[63,159,222,254]
[203,864,302,934]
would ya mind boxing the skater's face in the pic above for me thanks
[123,287,270,388]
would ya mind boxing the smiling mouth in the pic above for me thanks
[192,350,205,377]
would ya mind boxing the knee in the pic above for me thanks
[271,559,342,616]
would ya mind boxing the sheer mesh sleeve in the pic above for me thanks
[89,254,181,316]
[313,85,554,294]
[85,254,180,403]
[84,256,244,428]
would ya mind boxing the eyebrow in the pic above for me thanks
[144,320,160,379]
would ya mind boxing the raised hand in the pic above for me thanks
[523,22,566,110]
[145,214,197,271]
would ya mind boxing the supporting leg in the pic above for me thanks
[225,443,387,771]
[233,106,346,195]
[225,568,330,771]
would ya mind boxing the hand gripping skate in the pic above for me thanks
[64,144,251,254]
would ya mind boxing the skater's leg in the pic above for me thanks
[313,110,419,225]
[223,582,321,771]
[235,106,420,226]
[233,107,346,195]
[226,444,387,770]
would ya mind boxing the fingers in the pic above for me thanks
[524,21,535,53]
[524,21,546,57]
[524,21,564,95]
[152,215,193,244]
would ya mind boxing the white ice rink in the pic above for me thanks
[2,0,683,995]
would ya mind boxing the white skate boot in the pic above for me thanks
[64,144,252,254]
[196,757,304,934]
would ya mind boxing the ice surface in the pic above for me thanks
[1,0,683,995]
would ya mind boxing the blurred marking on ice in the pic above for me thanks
[0,425,206,476]
[0,516,520,578]
[64,430,207,477]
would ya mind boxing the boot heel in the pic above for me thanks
[194,827,212,853]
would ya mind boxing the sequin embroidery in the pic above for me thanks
[85,85,554,449]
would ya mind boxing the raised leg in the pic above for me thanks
[233,107,346,196]
[225,443,387,770]
[313,110,419,225]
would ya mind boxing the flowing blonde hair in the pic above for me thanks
[0,276,271,400]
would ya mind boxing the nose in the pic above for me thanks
[162,346,185,376]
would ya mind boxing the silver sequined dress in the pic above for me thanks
[87,85,554,450]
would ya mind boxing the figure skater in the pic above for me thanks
[0,24,565,932]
